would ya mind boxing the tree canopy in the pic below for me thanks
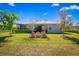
[0,10,20,30]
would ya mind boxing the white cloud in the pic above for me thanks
[60,5,79,11]
[67,15,72,17]
[70,5,79,9]
[65,7,70,10]
[60,7,66,11]
[60,7,69,11]
[8,3,15,7]
[51,3,59,7]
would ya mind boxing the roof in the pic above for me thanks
[26,20,59,24]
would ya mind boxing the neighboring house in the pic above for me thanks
[0,23,3,29]
[72,25,79,30]
[17,24,28,29]
[72,23,79,30]
[17,21,64,33]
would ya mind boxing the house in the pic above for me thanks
[72,25,79,30]
[47,24,63,33]
[17,21,64,33]
[0,23,3,29]
[17,24,28,30]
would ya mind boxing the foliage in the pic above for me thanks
[15,29,32,33]
[0,10,20,30]
[12,26,17,33]
[64,25,72,32]
[71,29,79,33]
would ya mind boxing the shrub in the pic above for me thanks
[71,29,79,33]
[12,27,17,33]
[15,29,32,33]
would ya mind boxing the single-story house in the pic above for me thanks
[72,25,79,30]
[17,21,64,33]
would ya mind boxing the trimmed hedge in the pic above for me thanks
[15,29,32,33]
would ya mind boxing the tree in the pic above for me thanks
[59,8,73,38]
[59,8,67,37]
[64,25,72,32]
[0,10,20,32]
[65,15,72,32]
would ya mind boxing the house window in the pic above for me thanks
[49,27,52,30]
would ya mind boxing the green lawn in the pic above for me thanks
[0,32,79,56]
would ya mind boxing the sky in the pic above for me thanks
[0,3,79,25]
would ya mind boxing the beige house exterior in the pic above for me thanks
[17,21,64,33]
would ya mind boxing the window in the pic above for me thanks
[49,27,52,30]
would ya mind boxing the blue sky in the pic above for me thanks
[0,3,79,25]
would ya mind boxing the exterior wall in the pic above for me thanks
[17,24,28,30]
[47,24,64,33]
[17,24,34,30]
[72,26,79,30]
[17,24,64,33]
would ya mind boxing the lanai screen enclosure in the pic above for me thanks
[28,21,48,38]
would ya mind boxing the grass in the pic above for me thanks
[0,32,79,56]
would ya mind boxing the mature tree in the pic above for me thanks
[0,10,20,32]
[59,8,73,38]
[59,8,67,37]
[65,15,72,32]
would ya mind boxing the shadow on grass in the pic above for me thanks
[68,31,79,34]
[0,35,13,47]
[72,32,79,34]
[64,36,79,44]
[47,32,71,35]
[64,32,71,35]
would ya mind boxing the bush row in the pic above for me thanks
[14,29,32,33]
[71,29,79,33]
